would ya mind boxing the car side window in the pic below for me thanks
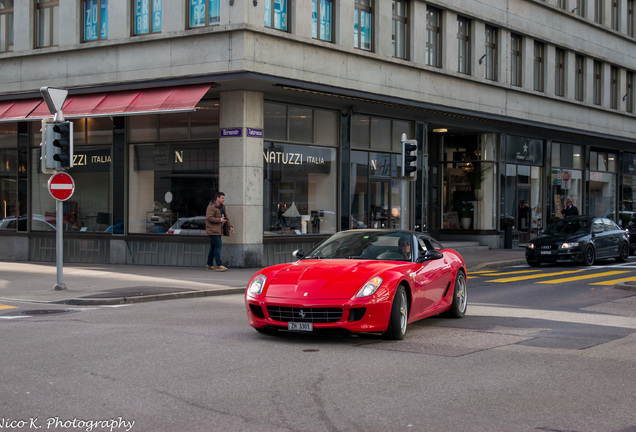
[593,219,604,233]
[603,219,618,231]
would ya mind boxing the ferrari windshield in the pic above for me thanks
[544,219,591,236]
[305,231,412,261]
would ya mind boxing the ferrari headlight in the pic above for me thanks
[561,242,579,249]
[356,276,383,298]
[248,274,267,295]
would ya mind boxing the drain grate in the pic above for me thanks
[20,309,70,315]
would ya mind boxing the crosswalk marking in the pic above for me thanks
[535,270,629,284]
[487,270,584,283]
[589,276,636,285]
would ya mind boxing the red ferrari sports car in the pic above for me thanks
[245,229,467,340]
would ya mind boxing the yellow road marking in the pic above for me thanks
[536,270,630,284]
[0,304,18,310]
[487,270,584,283]
[589,276,636,285]
[481,270,542,276]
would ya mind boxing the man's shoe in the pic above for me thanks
[215,265,228,272]
[206,265,215,270]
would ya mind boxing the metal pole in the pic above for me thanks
[54,199,67,290]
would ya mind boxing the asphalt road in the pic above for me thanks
[2,263,636,432]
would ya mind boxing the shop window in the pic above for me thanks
[351,114,413,153]
[264,102,338,146]
[550,143,583,221]
[0,122,17,230]
[30,118,113,233]
[134,0,162,35]
[589,151,616,219]
[312,0,333,42]
[392,0,407,59]
[129,142,218,235]
[426,6,441,67]
[264,143,337,235]
[83,0,108,42]
[0,0,13,52]
[128,101,219,235]
[354,0,372,51]
[188,0,220,28]
[264,0,289,31]
[36,0,58,48]
[621,152,636,215]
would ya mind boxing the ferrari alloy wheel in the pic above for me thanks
[384,285,408,340]
[582,245,595,266]
[446,270,467,318]
[617,242,629,262]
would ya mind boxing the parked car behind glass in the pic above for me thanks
[167,216,206,235]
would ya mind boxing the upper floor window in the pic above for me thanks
[510,34,522,86]
[557,0,566,10]
[595,0,604,24]
[392,0,407,59]
[627,71,634,113]
[312,0,333,42]
[593,60,602,105]
[426,6,441,67]
[533,42,545,92]
[83,0,108,42]
[189,0,219,28]
[628,0,635,37]
[484,26,497,81]
[265,0,289,31]
[573,0,586,17]
[0,0,13,52]
[611,0,619,30]
[134,0,162,34]
[575,54,584,101]
[354,0,372,51]
[555,48,565,97]
[36,0,58,48]
[610,66,619,109]
[457,16,470,75]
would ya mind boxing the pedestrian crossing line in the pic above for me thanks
[536,270,630,284]
[0,304,17,310]
[588,275,636,285]
[481,270,543,276]
[469,270,497,274]
[486,270,584,283]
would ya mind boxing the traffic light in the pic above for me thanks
[40,119,57,174]
[52,121,73,169]
[401,138,418,179]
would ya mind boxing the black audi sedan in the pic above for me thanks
[526,216,629,266]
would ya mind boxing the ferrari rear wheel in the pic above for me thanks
[446,270,467,318]
[383,285,408,340]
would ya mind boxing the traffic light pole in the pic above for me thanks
[54,199,67,290]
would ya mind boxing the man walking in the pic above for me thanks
[205,192,234,271]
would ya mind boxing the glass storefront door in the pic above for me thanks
[369,179,390,228]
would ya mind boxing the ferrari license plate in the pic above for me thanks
[288,322,313,332]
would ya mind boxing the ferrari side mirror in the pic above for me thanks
[418,250,443,263]
[292,249,305,259]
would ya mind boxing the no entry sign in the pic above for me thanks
[48,172,75,201]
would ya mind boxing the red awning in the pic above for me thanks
[0,84,211,121]
[0,99,43,121]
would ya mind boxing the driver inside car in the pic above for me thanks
[398,237,412,259]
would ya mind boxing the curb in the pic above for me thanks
[615,281,636,292]
[53,287,246,306]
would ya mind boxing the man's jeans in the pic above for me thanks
[207,235,223,266]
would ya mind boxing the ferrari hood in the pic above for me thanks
[264,259,401,300]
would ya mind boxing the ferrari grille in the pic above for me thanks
[266,306,343,323]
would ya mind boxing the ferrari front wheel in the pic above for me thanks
[383,285,408,340]
[446,270,467,318]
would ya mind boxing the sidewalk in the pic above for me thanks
[0,247,527,306]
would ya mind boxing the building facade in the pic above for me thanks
[0,0,635,267]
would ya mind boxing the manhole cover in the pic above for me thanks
[21,309,70,315]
